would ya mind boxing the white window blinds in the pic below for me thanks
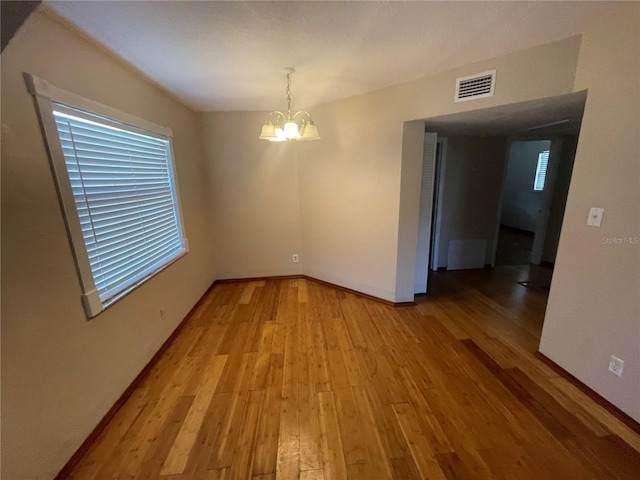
[52,103,186,307]
[534,150,550,191]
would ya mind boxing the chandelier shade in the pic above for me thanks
[258,122,275,139]
[259,68,320,142]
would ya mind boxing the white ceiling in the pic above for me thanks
[46,1,610,112]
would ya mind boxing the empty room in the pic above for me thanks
[2,1,639,479]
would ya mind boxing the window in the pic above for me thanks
[26,74,187,318]
[534,150,550,191]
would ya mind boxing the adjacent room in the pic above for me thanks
[2,2,639,479]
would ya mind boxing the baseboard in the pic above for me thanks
[213,274,304,285]
[54,280,217,480]
[534,351,640,435]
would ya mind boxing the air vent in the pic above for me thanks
[455,70,496,102]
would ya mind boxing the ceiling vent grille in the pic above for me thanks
[455,70,496,102]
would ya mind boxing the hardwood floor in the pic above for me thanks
[66,267,640,479]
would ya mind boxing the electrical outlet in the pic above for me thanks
[608,355,624,377]
[160,309,167,321]
[292,254,299,263]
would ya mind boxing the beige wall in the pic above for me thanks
[200,112,303,279]
[297,91,407,299]
[539,3,640,421]
[299,36,581,302]
[1,9,215,479]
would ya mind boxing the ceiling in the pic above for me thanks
[45,1,610,112]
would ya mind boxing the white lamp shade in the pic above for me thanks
[283,121,301,139]
[259,122,276,139]
[300,121,320,140]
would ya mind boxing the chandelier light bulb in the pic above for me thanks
[269,127,286,142]
[284,121,301,139]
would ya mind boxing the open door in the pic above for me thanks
[414,132,437,294]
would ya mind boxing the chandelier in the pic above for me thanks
[259,68,320,142]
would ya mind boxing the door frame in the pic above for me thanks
[414,132,438,294]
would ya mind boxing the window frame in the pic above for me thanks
[25,73,189,318]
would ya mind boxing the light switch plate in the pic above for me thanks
[587,207,604,227]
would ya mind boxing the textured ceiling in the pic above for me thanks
[45,1,610,112]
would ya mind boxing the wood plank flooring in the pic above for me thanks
[66,266,640,479]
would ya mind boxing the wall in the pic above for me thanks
[200,112,303,279]
[501,140,550,232]
[296,96,409,301]
[540,3,640,421]
[435,136,508,269]
[298,36,581,302]
[1,9,216,479]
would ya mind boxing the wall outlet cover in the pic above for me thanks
[587,207,604,227]
[608,355,624,377]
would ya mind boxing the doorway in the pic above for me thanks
[414,135,447,294]
[495,136,578,268]
[411,91,585,298]
[495,139,551,266]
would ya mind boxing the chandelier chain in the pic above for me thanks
[286,73,292,116]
